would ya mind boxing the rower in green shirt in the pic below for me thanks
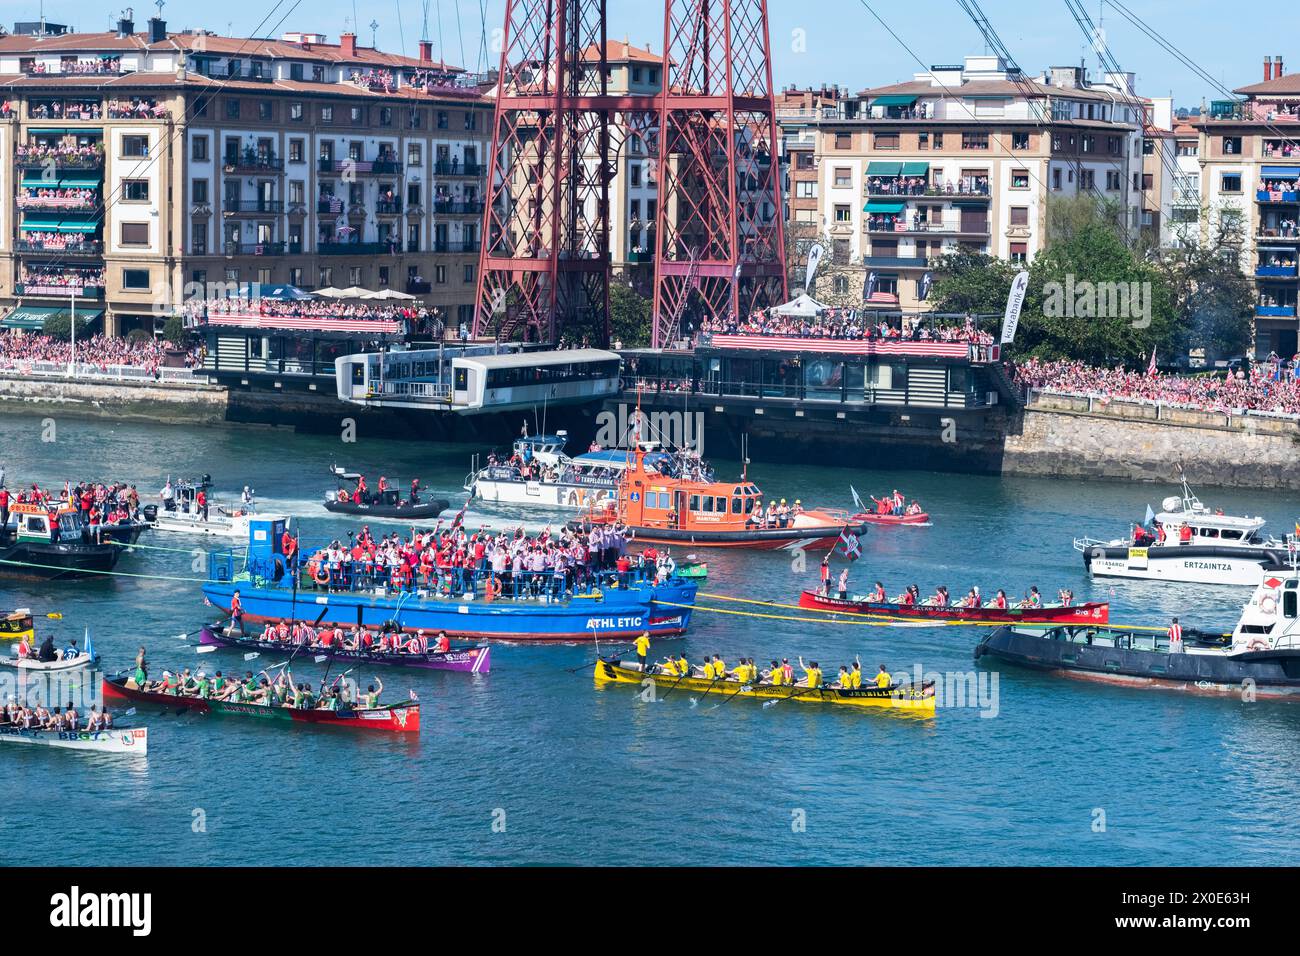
[363,677,384,709]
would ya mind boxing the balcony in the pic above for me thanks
[626,250,654,264]
[317,198,345,215]
[434,160,486,177]
[318,240,403,256]
[1256,305,1297,317]
[15,238,102,255]
[17,151,104,171]
[1257,228,1300,241]
[432,200,485,215]
[432,240,481,254]
[318,158,402,175]
[223,199,285,215]
[15,282,105,298]
[1257,189,1300,203]
[863,255,929,269]
[864,182,991,200]
[1256,264,1298,278]
[223,241,286,256]
[375,200,403,215]
[223,153,285,174]
[16,196,98,212]
[406,280,433,294]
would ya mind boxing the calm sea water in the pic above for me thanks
[1,409,1298,866]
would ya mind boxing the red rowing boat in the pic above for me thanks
[798,590,1109,624]
[102,676,420,733]
[851,511,930,526]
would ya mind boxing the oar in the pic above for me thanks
[762,681,814,709]
[690,673,726,706]
[656,664,694,701]
[709,677,753,710]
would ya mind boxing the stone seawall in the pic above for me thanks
[0,373,230,423]
[1005,394,1300,490]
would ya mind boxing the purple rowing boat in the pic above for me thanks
[197,625,491,673]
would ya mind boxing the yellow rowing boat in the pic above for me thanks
[593,659,936,715]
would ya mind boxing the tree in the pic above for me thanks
[40,313,92,343]
[609,282,652,348]
[163,314,188,344]
[927,250,1018,316]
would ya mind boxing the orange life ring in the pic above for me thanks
[1248,637,1271,652]
[312,566,330,586]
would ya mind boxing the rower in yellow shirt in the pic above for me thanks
[875,664,892,689]
[836,665,852,688]
[798,657,823,689]
[849,662,863,689]
[666,653,688,677]
[634,631,651,671]
[702,657,717,680]
[712,655,727,679]
[766,659,784,685]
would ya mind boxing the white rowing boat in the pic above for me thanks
[0,651,96,672]
[0,724,148,754]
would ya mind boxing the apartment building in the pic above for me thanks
[778,55,1145,310]
[1194,55,1300,357]
[776,85,843,279]
[1140,96,1178,247]
[0,16,492,337]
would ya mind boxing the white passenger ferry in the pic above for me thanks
[1074,478,1297,586]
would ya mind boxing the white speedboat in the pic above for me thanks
[0,651,96,672]
[143,477,278,540]
[0,724,148,755]
[1074,478,1296,586]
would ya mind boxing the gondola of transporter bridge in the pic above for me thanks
[201,517,697,643]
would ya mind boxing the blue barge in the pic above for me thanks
[201,518,696,643]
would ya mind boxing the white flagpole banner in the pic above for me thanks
[1001,270,1030,344]
[804,243,825,288]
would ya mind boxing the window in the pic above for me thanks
[289,267,302,286]
[873,132,900,150]
[961,131,989,150]
[289,180,304,204]
[835,132,852,150]
[120,222,149,245]
[122,135,149,158]
[1012,131,1030,150]
[1222,136,1241,155]
[1221,173,1242,193]
[834,168,852,188]
[933,132,943,149]
[320,105,333,123]
[258,101,272,121]
[1107,170,1121,191]
[192,135,208,161]
[1052,168,1062,191]
[192,179,208,203]
[918,132,929,150]
[380,107,393,127]
[1009,206,1029,226]
[1142,173,1154,190]
[834,203,851,223]
[289,102,303,121]
[437,110,449,129]
[290,63,304,81]
[464,264,476,283]
[318,267,333,286]
[191,222,207,255]
[1011,169,1029,189]
[795,181,817,199]
[435,265,447,284]
[122,268,151,289]
[465,111,478,130]
[289,139,304,163]
[349,267,362,285]
[257,268,272,285]
[122,179,149,202]
[407,183,421,206]
[225,98,240,119]
[1080,169,1095,190]
[407,144,422,166]
[350,106,362,123]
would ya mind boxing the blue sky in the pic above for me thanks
[23,0,1272,105]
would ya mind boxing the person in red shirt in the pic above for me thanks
[1179,523,1193,545]
[0,487,9,527]
[195,489,208,521]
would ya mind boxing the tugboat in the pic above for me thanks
[572,445,861,551]
[143,476,265,540]
[1073,476,1296,586]
[0,501,143,580]
[324,466,449,521]
[202,517,696,642]
[975,574,1300,699]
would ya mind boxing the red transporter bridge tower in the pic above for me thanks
[474,0,786,347]
[651,0,788,348]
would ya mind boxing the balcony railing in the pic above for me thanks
[223,241,286,256]
[1257,228,1300,240]
[14,283,105,298]
[223,199,285,214]
[433,161,486,176]
[17,152,104,170]
[376,200,403,215]
[318,158,402,175]
[866,217,988,236]
[223,154,285,173]
[432,240,481,253]
[432,200,485,215]
[406,280,433,294]
[865,182,991,198]
[16,196,98,212]
[1257,305,1297,316]
[318,240,404,255]
[1258,189,1300,203]
[15,238,102,255]
[1256,264,1298,277]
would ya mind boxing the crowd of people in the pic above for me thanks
[293,520,677,600]
[184,295,426,328]
[1259,217,1299,237]
[702,308,994,344]
[348,68,397,92]
[16,230,99,252]
[1013,356,1300,415]
[106,97,165,119]
[0,332,200,373]
[16,187,98,210]
[18,266,104,291]
[26,57,121,75]
[0,478,145,537]
[1260,178,1299,196]
[27,99,102,120]
[0,699,115,732]
[16,142,104,167]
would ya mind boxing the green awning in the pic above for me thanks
[864,200,906,214]
[1,305,103,331]
[27,128,72,136]
[866,161,903,176]
[19,219,63,231]
[19,178,97,188]
[951,198,989,207]
[872,94,917,107]
[900,161,930,176]
[57,221,99,233]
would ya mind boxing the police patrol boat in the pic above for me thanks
[1072,477,1296,586]
[975,574,1300,699]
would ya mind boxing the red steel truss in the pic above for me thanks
[475,0,786,347]
[651,0,787,348]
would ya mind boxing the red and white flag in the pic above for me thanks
[1147,347,1158,377]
